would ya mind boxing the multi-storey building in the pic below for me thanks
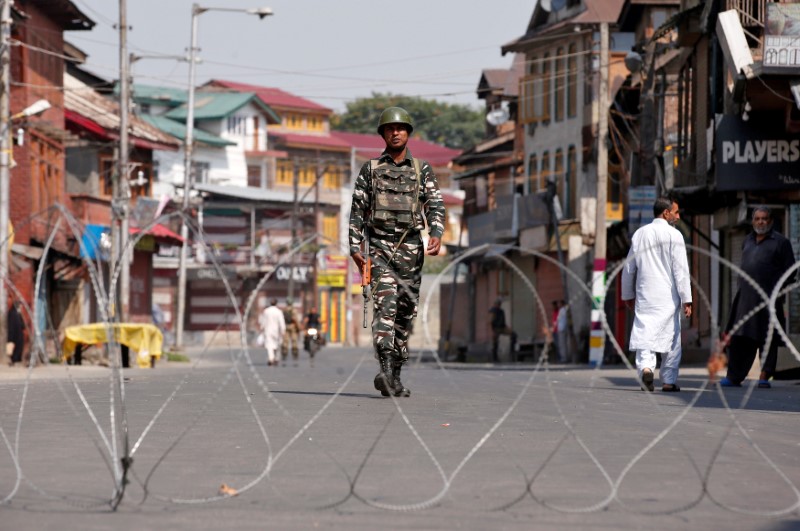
[6,1,93,352]
[449,0,631,362]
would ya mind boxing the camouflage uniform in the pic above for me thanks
[281,304,300,361]
[349,149,445,395]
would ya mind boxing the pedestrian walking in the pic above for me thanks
[721,206,796,388]
[281,297,300,365]
[349,106,445,397]
[556,300,569,363]
[260,298,285,366]
[621,197,692,392]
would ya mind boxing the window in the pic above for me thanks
[323,165,343,190]
[276,160,292,186]
[540,151,550,192]
[566,146,577,219]
[248,165,262,188]
[585,36,595,105]
[307,115,324,132]
[30,135,64,214]
[555,48,565,122]
[226,115,246,135]
[519,55,537,124]
[527,153,538,194]
[252,116,259,151]
[554,148,564,213]
[191,161,210,185]
[299,164,314,186]
[567,44,577,118]
[99,157,114,197]
[542,53,551,123]
[286,113,303,130]
[322,213,338,246]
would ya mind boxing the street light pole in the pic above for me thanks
[589,22,609,366]
[174,4,273,350]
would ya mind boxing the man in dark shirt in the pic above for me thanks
[722,207,796,388]
[489,298,516,362]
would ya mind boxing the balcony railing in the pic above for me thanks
[726,0,766,50]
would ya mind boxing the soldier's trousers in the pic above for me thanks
[281,326,300,359]
[369,231,424,363]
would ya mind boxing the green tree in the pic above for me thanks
[332,93,484,151]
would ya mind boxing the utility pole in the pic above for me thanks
[0,0,10,358]
[287,164,299,300]
[312,154,321,312]
[175,6,201,350]
[589,22,609,366]
[116,0,131,321]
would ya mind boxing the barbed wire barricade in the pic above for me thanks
[0,210,798,522]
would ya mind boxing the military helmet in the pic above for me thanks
[285,296,294,305]
[377,106,413,135]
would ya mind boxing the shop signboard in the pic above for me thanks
[763,3,800,70]
[715,114,800,191]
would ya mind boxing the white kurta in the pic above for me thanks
[260,305,286,352]
[621,218,692,352]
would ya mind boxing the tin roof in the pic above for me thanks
[139,115,235,148]
[207,80,332,114]
[502,0,626,54]
[165,92,280,123]
[330,131,461,167]
[64,73,179,150]
[269,131,352,151]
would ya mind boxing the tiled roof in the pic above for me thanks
[64,73,179,150]
[207,80,332,114]
[269,131,352,151]
[140,115,235,147]
[502,0,626,54]
[130,84,188,105]
[330,131,461,167]
[165,92,280,122]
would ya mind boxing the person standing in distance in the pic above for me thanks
[260,298,285,367]
[721,206,796,388]
[621,197,692,392]
[349,107,445,397]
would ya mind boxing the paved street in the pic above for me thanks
[1,345,799,530]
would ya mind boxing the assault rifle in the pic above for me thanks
[361,239,371,328]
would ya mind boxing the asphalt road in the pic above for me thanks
[1,345,799,530]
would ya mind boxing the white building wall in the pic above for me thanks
[152,103,271,197]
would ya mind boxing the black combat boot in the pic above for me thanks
[392,361,410,397]
[373,354,395,397]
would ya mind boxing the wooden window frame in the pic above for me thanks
[567,44,578,118]
[527,153,538,194]
[555,47,565,122]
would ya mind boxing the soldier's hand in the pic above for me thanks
[427,237,442,256]
[351,252,367,271]
[683,303,692,319]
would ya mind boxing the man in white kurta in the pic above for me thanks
[260,298,286,366]
[621,198,692,392]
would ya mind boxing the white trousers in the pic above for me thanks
[266,347,278,364]
[635,332,682,385]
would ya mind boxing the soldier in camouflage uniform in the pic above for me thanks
[281,296,300,364]
[349,107,445,397]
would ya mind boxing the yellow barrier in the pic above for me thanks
[62,323,163,368]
